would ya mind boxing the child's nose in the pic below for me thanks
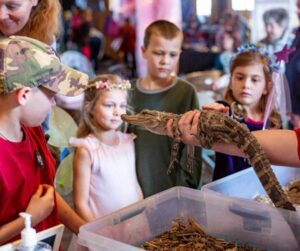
[113,107,122,116]
[161,54,170,64]
[266,24,272,34]
[243,78,251,89]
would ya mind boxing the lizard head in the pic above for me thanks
[121,109,177,135]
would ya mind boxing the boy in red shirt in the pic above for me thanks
[0,36,88,244]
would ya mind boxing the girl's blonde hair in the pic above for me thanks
[77,74,127,138]
[18,0,61,45]
[224,50,282,128]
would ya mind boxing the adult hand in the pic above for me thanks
[167,110,201,146]
[178,110,201,146]
[26,184,55,226]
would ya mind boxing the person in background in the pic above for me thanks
[0,0,62,134]
[182,16,206,51]
[119,17,137,78]
[234,13,251,46]
[214,30,238,75]
[128,20,202,198]
[258,8,294,58]
[72,8,92,60]
[103,12,120,41]
[88,13,104,72]
[70,5,82,33]
[286,0,300,129]
[0,36,88,245]
[68,74,143,250]
[67,6,103,71]
[0,0,61,45]
[209,45,289,180]
[215,12,242,50]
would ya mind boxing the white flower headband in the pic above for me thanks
[89,79,132,91]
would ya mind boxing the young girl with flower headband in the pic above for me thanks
[68,74,143,250]
[206,45,291,181]
[71,74,142,219]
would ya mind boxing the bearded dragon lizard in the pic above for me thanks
[121,109,296,211]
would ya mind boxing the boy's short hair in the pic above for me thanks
[143,20,183,48]
[0,36,88,96]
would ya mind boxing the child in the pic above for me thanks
[67,74,143,250]
[0,36,88,245]
[70,74,143,221]
[209,45,289,180]
[129,20,202,198]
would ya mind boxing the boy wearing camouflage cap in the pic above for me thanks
[0,36,88,244]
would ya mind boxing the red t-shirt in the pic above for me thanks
[0,126,59,243]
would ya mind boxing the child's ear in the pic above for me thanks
[16,87,32,106]
[141,46,147,59]
[264,80,272,95]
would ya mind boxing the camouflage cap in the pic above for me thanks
[0,36,88,96]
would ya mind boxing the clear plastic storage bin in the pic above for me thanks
[202,165,300,200]
[78,187,300,251]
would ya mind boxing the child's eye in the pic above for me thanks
[120,104,127,109]
[6,3,20,10]
[170,53,178,58]
[153,51,163,56]
[104,104,113,108]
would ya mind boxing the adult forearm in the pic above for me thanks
[252,130,299,167]
[212,130,300,167]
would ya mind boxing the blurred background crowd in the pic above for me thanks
[58,0,297,79]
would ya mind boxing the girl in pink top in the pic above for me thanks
[71,74,143,221]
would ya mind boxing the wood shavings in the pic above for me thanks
[141,218,264,251]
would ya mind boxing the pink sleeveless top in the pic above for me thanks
[70,132,143,218]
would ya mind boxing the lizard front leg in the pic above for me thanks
[166,119,181,175]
